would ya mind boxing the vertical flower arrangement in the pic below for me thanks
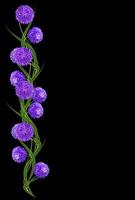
[8,5,49,197]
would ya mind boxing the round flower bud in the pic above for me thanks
[12,146,27,163]
[10,47,32,66]
[11,122,34,142]
[34,162,49,178]
[15,80,34,100]
[10,70,26,86]
[32,87,47,103]
[28,102,44,119]
[28,27,43,43]
[15,5,34,24]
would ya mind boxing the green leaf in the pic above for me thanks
[6,102,22,117]
[20,141,31,154]
[24,41,39,65]
[6,26,21,42]
[20,23,32,47]
[18,65,32,82]
[28,155,36,180]
[32,64,44,82]
[24,23,32,37]
[23,184,35,198]
[29,177,39,183]
[35,139,46,156]
[25,99,32,109]
[23,159,36,197]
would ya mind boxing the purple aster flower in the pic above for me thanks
[28,27,43,44]
[12,146,27,163]
[34,162,49,178]
[15,5,34,24]
[28,102,44,119]
[11,122,34,142]
[15,80,34,100]
[10,70,26,86]
[32,87,47,103]
[10,47,32,66]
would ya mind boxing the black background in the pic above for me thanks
[0,1,68,199]
[0,1,111,199]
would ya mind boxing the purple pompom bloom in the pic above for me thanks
[15,5,34,24]
[15,80,34,100]
[10,70,26,86]
[12,146,27,163]
[28,102,44,119]
[28,27,43,44]
[11,122,34,142]
[34,162,49,178]
[32,87,47,103]
[10,47,32,66]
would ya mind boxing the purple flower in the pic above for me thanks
[32,87,47,103]
[11,122,34,142]
[12,146,27,163]
[15,80,34,100]
[10,70,26,86]
[15,5,34,24]
[10,47,32,66]
[28,102,44,119]
[28,27,43,44]
[34,162,49,178]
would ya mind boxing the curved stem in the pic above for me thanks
[18,24,42,197]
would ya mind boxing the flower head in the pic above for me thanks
[11,122,34,142]
[12,146,27,163]
[10,47,32,66]
[15,80,34,100]
[28,27,43,43]
[10,70,26,86]
[32,87,47,103]
[28,102,44,119]
[34,162,49,178]
[15,5,34,24]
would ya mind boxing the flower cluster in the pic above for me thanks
[9,4,49,196]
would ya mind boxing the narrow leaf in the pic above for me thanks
[6,102,22,117]
[6,26,21,42]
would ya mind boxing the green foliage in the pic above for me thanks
[8,23,45,198]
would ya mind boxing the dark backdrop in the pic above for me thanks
[0,1,66,199]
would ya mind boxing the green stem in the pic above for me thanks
[20,100,42,197]
[18,65,32,82]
